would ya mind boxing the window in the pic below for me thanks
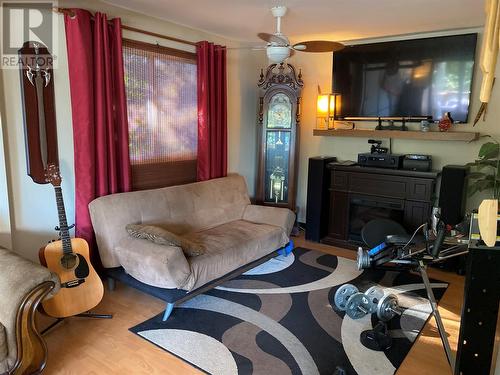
[123,39,198,190]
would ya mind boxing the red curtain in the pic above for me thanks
[196,41,227,181]
[64,10,131,253]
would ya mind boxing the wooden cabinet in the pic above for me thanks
[328,190,349,240]
[322,165,438,248]
[404,200,431,229]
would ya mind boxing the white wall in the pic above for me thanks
[0,0,263,260]
[288,30,499,222]
[0,79,12,249]
[226,48,266,196]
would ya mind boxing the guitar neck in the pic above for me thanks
[54,186,72,254]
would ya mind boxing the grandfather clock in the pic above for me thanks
[256,63,303,211]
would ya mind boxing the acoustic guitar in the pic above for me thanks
[39,164,104,318]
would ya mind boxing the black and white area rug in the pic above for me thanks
[130,248,448,375]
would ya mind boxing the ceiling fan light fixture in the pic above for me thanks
[270,6,287,18]
[253,6,344,61]
[266,46,290,63]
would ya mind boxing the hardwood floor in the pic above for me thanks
[39,234,463,374]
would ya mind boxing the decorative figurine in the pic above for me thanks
[438,112,454,132]
[420,120,430,132]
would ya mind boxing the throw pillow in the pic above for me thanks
[126,224,205,257]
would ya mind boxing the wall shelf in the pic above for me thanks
[313,128,480,142]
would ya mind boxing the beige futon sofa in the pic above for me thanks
[89,174,295,293]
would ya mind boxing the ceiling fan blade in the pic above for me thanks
[258,32,288,45]
[293,40,345,53]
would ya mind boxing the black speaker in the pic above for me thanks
[439,165,467,226]
[306,156,336,241]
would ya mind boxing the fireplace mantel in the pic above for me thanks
[321,164,439,249]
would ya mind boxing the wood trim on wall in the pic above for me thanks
[121,25,197,47]
[131,159,197,191]
[122,38,196,61]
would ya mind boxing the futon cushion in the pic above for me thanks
[126,224,205,257]
[182,220,289,291]
[242,204,295,235]
[0,322,6,363]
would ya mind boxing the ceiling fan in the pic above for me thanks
[255,6,345,63]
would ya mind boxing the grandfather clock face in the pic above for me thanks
[268,93,291,129]
[265,93,292,204]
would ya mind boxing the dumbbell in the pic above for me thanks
[364,285,403,321]
[334,284,358,311]
[365,286,403,319]
[357,240,393,270]
[334,284,403,321]
[345,293,371,319]
[376,294,403,322]
[333,284,371,319]
[364,286,385,313]
[357,247,371,270]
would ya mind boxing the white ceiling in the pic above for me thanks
[104,0,485,43]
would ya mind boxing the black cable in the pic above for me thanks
[402,223,427,251]
[432,220,446,258]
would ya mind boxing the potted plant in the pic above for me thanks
[467,137,499,246]
[467,137,500,199]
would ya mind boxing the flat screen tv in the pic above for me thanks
[332,33,477,123]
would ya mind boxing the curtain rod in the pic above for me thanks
[53,7,197,47]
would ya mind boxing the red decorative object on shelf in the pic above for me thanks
[438,112,454,132]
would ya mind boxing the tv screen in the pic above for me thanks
[332,33,477,123]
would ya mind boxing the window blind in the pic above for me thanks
[123,39,198,189]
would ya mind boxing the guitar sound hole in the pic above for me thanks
[60,253,79,270]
